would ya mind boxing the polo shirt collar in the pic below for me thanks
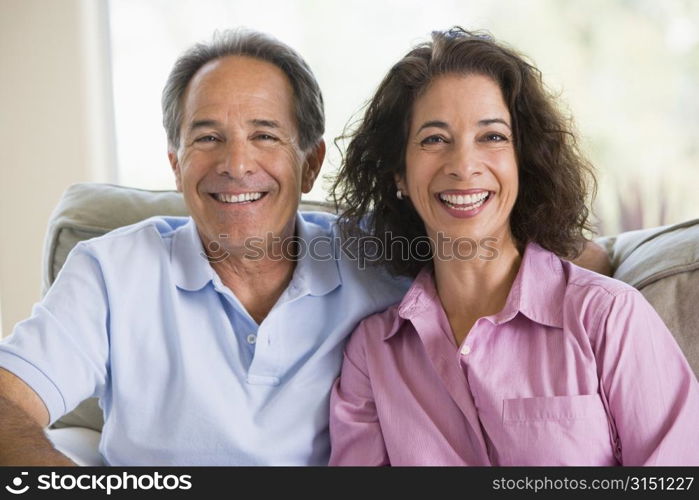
[171,213,342,297]
[287,212,342,297]
[392,242,565,339]
[171,217,216,291]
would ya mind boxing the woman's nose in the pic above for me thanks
[443,142,483,179]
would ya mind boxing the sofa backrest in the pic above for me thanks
[45,183,699,432]
[598,219,699,376]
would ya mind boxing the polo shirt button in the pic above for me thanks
[460,344,471,355]
[246,334,257,345]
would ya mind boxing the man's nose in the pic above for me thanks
[217,140,256,178]
[443,141,483,179]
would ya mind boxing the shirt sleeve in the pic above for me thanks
[0,242,110,424]
[593,289,699,465]
[329,324,389,466]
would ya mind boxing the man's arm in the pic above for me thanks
[0,368,75,465]
[571,240,613,276]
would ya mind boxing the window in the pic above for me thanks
[109,0,699,235]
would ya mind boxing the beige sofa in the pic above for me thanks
[42,183,699,461]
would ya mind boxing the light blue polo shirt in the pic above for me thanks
[0,213,409,465]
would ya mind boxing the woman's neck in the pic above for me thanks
[433,236,522,345]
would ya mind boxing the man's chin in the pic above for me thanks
[205,227,293,262]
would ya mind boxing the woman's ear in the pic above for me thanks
[394,174,407,198]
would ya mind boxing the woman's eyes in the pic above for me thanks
[482,133,508,142]
[419,133,509,146]
[420,135,448,145]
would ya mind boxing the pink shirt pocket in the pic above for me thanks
[496,394,617,465]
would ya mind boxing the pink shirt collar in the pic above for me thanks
[392,242,567,340]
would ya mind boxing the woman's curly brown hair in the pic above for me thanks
[331,27,597,278]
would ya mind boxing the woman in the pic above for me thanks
[329,28,699,465]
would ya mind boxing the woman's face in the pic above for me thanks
[401,73,519,249]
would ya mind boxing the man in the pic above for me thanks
[0,29,611,465]
[0,29,409,465]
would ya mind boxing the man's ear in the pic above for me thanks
[301,139,326,194]
[168,150,183,192]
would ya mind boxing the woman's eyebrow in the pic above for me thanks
[416,120,449,133]
[478,118,511,129]
[416,118,511,133]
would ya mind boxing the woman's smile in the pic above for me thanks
[436,189,493,218]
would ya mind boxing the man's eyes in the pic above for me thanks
[194,135,220,143]
[190,132,282,148]
[194,134,279,142]
[253,133,279,142]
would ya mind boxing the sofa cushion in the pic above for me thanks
[597,218,699,376]
[42,184,188,296]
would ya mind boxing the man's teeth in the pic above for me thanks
[214,192,263,203]
[439,191,489,209]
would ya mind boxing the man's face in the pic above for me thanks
[169,55,324,256]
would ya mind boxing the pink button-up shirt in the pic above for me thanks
[329,243,699,465]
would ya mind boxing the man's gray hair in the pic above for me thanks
[162,28,325,152]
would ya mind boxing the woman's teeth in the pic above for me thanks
[439,192,489,210]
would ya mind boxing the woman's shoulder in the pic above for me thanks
[526,243,643,310]
[564,260,638,298]
[346,302,406,352]
[561,258,657,330]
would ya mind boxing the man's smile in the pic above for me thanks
[210,191,268,204]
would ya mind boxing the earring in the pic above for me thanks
[397,189,404,200]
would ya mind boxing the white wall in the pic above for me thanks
[0,0,116,337]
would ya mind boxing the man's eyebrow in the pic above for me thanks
[189,119,220,131]
[250,119,281,128]
[478,118,511,129]
[188,118,282,131]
